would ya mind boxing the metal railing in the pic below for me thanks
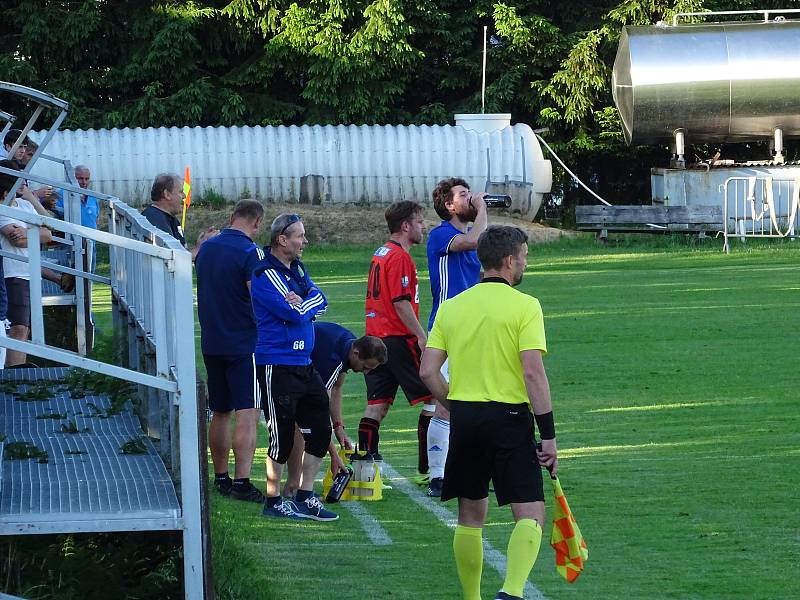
[721,176,800,252]
[1,79,205,599]
[672,8,800,26]
[0,186,204,600]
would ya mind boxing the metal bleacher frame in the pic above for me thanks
[0,82,205,599]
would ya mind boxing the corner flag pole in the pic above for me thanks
[181,166,192,230]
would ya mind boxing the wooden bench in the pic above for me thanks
[575,205,723,240]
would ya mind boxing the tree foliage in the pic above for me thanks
[2,0,799,207]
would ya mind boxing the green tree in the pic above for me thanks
[3,1,799,215]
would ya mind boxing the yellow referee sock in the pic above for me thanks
[453,525,483,600]
[502,518,543,597]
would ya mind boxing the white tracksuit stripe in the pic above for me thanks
[264,269,290,295]
[265,365,278,458]
[296,293,325,314]
[325,362,343,391]
[264,268,324,315]
[252,354,260,409]
[438,254,449,307]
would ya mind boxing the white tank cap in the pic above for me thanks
[454,113,511,133]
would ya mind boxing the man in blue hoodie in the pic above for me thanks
[251,213,337,522]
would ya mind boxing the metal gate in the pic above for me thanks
[721,176,800,252]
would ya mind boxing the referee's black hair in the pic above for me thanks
[477,225,528,270]
[432,177,469,221]
[352,335,388,364]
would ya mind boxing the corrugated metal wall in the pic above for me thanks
[30,122,551,216]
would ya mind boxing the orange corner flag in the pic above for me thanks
[181,166,191,229]
[550,475,588,583]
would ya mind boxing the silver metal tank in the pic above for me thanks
[613,20,800,145]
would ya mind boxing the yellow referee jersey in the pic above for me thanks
[426,279,547,404]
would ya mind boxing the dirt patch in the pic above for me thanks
[183,202,574,247]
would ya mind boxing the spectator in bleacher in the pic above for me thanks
[3,129,28,166]
[56,166,98,226]
[195,199,266,503]
[142,173,217,260]
[1,136,57,205]
[0,167,9,366]
[55,165,100,271]
[21,141,36,167]
[0,161,74,366]
[40,190,64,220]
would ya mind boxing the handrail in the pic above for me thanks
[0,201,179,259]
[0,81,69,110]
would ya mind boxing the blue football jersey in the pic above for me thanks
[196,228,265,355]
[311,322,356,390]
[426,221,481,330]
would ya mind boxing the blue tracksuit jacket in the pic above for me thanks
[251,251,327,366]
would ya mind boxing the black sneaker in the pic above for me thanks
[495,592,523,600]
[214,477,232,496]
[230,481,266,503]
[427,477,443,498]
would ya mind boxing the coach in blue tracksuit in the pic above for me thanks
[252,213,337,522]
[196,200,266,503]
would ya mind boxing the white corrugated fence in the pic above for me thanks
[30,118,552,217]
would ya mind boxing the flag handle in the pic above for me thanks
[181,201,188,230]
[536,440,558,479]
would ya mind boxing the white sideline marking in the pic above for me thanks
[381,463,547,600]
[343,501,393,546]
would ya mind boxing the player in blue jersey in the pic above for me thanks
[281,321,388,497]
[425,178,488,497]
[195,200,266,503]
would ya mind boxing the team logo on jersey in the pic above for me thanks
[401,276,409,288]
[374,246,391,257]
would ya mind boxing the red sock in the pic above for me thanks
[358,418,380,454]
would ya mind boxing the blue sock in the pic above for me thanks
[295,489,313,502]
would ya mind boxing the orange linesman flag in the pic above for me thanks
[183,166,192,207]
[550,475,588,583]
[181,166,191,229]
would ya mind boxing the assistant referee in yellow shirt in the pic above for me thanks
[420,225,557,600]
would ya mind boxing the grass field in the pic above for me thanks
[98,235,800,599]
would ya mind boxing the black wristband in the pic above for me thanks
[534,411,556,440]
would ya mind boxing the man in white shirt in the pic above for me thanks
[0,162,74,366]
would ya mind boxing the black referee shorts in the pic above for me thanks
[257,364,331,463]
[442,400,544,506]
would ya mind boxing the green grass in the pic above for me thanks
[96,235,800,599]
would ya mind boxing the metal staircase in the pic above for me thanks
[0,83,206,599]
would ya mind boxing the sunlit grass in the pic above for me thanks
[121,235,800,600]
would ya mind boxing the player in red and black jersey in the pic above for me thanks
[359,201,435,476]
